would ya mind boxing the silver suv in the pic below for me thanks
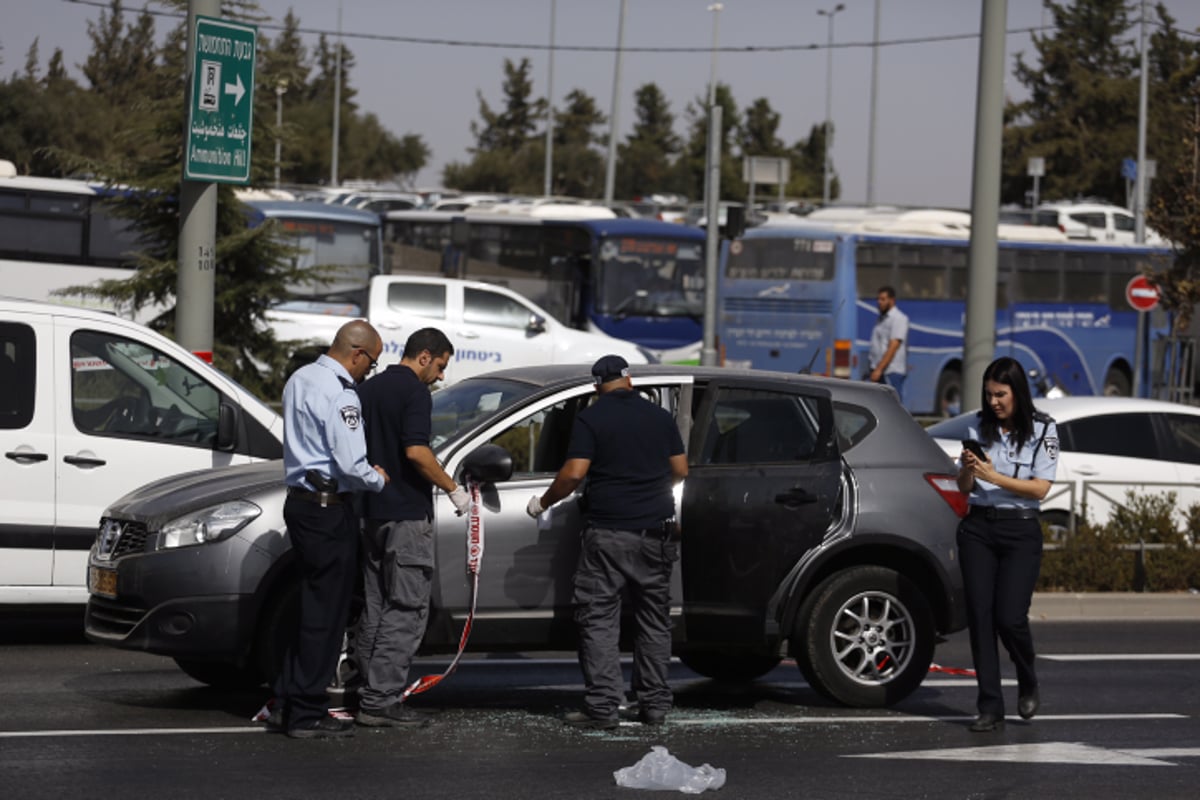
[84,366,967,708]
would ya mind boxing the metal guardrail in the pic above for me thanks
[1041,479,1194,537]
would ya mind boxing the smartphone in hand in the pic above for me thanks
[961,439,987,460]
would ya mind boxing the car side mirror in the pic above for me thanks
[526,313,547,334]
[216,401,238,452]
[460,444,514,484]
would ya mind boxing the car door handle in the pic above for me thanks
[775,488,818,506]
[457,330,481,339]
[6,451,49,463]
[1073,466,1099,476]
[377,321,402,329]
[64,455,107,468]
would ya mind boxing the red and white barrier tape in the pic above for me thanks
[399,477,484,701]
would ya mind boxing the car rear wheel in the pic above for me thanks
[792,566,934,707]
[174,658,263,689]
[1103,366,1132,397]
[679,652,782,683]
[1040,510,1072,540]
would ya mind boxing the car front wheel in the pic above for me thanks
[793,566,934,707]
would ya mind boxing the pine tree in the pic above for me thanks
[616,83,682,200]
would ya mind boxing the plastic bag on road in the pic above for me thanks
[613,746,726,793]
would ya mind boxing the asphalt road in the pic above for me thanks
[1,608,1198,799]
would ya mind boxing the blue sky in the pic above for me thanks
[6,0,1200,206]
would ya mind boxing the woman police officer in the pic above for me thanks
[956,356,1059,733]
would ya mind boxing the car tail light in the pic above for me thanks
[924,473,968,518]
[832,339,852,379]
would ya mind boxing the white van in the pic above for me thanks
[0,299,283,604]
[1035,201,1166,245]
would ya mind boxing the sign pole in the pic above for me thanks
[178,0,221,362]
[179,6,256,363]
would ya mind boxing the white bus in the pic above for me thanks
[0,161,383,322]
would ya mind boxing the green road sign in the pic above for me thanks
[185,16,256,184]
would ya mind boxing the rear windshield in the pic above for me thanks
[925,412,981,440]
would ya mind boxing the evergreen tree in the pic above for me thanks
[445,58,546,192]
[546,88,604,197]
[676,83,743,202]
[1002,0,1137,205]
[786,124,828,201]
[616,83,682,200]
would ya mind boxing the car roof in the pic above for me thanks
[464,362,900,402]
[1030,396,1200,419]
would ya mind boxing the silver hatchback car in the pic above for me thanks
[85,365,967,708]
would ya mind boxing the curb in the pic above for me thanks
[1030,592,1200,621]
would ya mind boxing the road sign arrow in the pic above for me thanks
[849,742,1200,766]
[224,73,245,106]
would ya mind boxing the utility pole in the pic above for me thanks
[866,0,881,206]
[603,0,627,207]
[963,0,1008,412]
[331,1,342,188]
[543,0,556,198]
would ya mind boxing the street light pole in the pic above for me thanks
[703,3,723,221]
[274,80,287,190]
[866,0,880,206]
[818,3,844,207]
[602,0,627,207]
[543,0,556,198]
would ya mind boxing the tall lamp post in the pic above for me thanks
[703,3,723,218]
[274,80,288,190]
[818,3,845,206]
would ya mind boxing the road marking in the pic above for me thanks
[1040,654,1200,661]
[849,742,1200,766]
[0,714,1184,739]
[0,727,265,738]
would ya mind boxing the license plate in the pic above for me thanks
[89,565,117,598]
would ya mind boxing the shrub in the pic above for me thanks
[1037,491,1200,592]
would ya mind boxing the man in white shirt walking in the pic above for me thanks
[867,286,909,400]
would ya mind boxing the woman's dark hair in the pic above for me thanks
[978,356,1035,449]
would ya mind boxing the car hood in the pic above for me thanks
[103,460,285,524]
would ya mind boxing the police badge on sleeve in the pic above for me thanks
[340,405,361,430]
[1044,436,1059,460]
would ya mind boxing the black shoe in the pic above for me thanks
[356,704,430,728]
[968,713,1006,733]
[263,706,285,733]
[618,704,667,725]
[286,716,356,739]
[1018,688,1040,720]
[639,707,667,725]
[563,710,619,730]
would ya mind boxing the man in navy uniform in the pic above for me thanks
[527,355,688,729]
[276,319,389,739]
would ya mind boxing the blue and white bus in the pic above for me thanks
[718,221,1171,416]
[0,167,382,323]
[384,209,707,362]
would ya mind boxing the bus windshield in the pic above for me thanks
[270,216,380,307]
[595,236,705,319]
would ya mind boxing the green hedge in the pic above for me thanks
[1038,492,1200,592]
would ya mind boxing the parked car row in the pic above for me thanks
[927,396,1200,533]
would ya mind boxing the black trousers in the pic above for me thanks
[274,495,359,728]
[573,526,679,718]
[957,513,1042,716]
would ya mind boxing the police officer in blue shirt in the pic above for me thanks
[276,319,389,739]
[526,355,688,730]
[956,356,1058,733]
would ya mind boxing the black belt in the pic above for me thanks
[968,506,1039,521]
[287,487,352,506]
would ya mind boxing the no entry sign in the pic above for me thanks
[1125,275,1160,312]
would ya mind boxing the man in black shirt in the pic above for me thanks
[354,327,471,728]
[527,355,688,729]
